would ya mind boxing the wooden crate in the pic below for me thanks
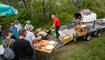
[75,25,88,37]
[76,31,87,37]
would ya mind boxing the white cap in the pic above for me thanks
[26,20,31,23]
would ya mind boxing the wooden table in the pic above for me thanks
[33,40,58,53]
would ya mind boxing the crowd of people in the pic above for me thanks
[0,15,61,60]
[0,20,37,60]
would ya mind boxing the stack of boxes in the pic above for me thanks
[75,25,88,37]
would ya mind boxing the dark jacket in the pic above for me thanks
[13,39,34,60]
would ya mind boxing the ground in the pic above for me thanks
[53,32,105,60]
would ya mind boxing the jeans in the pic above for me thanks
[56,26,60,39]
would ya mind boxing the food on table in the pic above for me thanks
[49,41,55,45]
[38,44,45,49]
[43,41,49,45]
[38,31,47,36]
[46,45,54,50]
[34,40,55,50]
[43,29,48,32]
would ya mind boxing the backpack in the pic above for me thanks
[3,39,15,59]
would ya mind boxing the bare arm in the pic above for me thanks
[50,24,55,30]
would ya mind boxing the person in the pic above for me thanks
[14,20,23,33]
[13,31,35,60]
[0,25,5,40]
[24,20,34,31]
[9,23,18,39]
[7,25,10,30]
[3,30,15,49]
[25,27,36,44]
[3,30,15,60]
[50,15,60,39]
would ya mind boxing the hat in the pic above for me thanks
[26,20,31,23]
[15,20,18,23]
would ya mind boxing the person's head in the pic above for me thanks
[52,15,55,19]
[18,31,26,39]
[7,25,10,29]
[5,30,13,38]
[26,20,31,24]
[15,20,19,24]
[11,23,15,28]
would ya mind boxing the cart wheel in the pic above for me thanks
[93,31,97,37]
[97,31,102,37]
[84,34,92,41]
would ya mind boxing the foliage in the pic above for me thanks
[82,0,105,18]
[0,0,105,29]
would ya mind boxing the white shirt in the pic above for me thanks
[25,31,35,43]
[15,24,23,32]
[24,24,34,30]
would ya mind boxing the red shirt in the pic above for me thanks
[53,18,60,27]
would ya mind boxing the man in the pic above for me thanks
[9,23,18,39]
[50,15,60,39]
[13,31,34,60]
[14,20,23,33]
[24,20,34,31]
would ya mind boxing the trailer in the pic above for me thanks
[49,9,105,48]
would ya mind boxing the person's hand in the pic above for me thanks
[37,36,42,40]
[50,28,52,30]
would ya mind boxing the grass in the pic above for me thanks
[0,39,2,45]
[53,32,105,60]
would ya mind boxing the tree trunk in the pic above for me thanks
[22,0,31,19]
[42,0,47,23]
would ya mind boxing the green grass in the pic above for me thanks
[54,32,105,60]
[0,39,2,45]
